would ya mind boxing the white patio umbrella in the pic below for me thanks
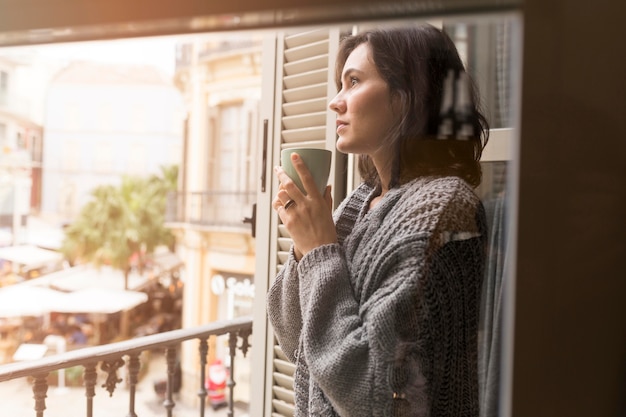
[50,287,148,314]
[48,288,149,344]
[0,285,67,318]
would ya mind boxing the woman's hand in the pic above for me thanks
[272,152,337,260]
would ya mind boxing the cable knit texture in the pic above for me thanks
[267,176,487,417]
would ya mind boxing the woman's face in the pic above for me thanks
[329,43,398,165]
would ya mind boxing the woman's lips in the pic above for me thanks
[336,120,347,134]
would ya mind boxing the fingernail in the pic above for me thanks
[291,153,299,161]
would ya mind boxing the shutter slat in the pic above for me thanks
[281,126,326,143]
[274,345,289,360]
[285,29,329,49]
[283,82,327,102]
[274,358,296,376]
[284,39,329,62]
[278,237,292,251]
[272,399,296,417]
[273,372,295,389]
[278,224,290,238]
[277,251,288,264]
[284,54,328,76]
[273,385,295,403]
[284,68,328,89]
[282,111,326,130]
[283,98,327,116]
[281,139,327,151]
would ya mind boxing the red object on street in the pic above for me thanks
[206,359,228,410]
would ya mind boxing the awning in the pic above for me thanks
[51,287,148,314]
[0,284,148,317]
[0,285,66,317]
[152,251,184,274]
[23,264,151,292]
[0,245,63,268]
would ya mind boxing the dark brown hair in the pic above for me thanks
[335,25,489,188]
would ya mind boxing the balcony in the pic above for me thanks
[0,316,253,417]
[165,191,256,233]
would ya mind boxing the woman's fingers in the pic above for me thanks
[276,152,319,197]
[289,153,321,197]
[272,165,337,258]
[272,189,296,212]
[324,185,333,210]
[274,166,305,201]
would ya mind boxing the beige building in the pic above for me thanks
[42,61,184,222]
[168,35,263,407]
[0,56,44,241]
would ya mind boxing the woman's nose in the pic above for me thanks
[328,92,345,113]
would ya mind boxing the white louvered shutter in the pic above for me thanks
[263,27,346,417]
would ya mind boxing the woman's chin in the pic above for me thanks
[335,138,351,154]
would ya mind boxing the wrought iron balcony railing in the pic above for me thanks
[165,191,256,230]
[0,316,252,417]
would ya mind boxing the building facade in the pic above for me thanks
[0,55,44,244]
[41,62,184,223]
[168,35,263,407]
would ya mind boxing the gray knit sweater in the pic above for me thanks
[267,176,487,417]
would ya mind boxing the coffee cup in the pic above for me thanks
[280,148,332,195]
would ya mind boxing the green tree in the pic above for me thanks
[61,165,178,290]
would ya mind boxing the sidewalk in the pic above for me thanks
[0,352,248,417]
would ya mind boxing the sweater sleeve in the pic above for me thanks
[296,236,432,417]
[267,185,368,364]
[266,246,304,363]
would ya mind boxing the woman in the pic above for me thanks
[268,24,489,417]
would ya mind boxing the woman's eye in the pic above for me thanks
[350,77,358,86]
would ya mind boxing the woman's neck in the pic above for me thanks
[370,157,391,209]
[369,194,383,210]
[369,182,389,210]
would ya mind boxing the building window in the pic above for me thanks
[0,123,7,150]
[16,131,26,149]
[215,103,252,192]
[0,70,7,105]
[31,134,42,162]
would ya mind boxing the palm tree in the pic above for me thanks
[61,165,178,290]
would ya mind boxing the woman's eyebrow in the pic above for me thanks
[341,67,364,78]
